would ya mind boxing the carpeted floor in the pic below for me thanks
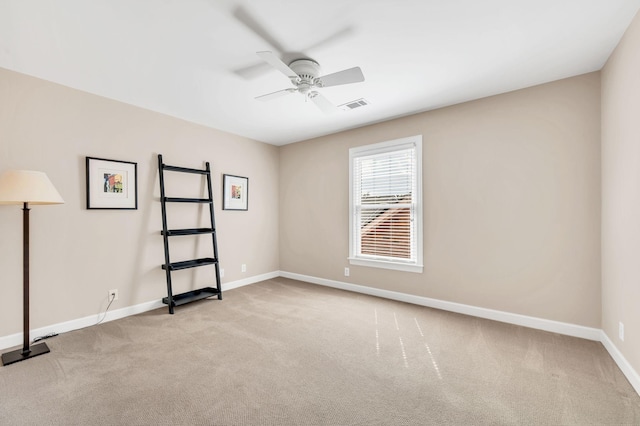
[0,277,639,425]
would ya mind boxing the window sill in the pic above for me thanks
[348,257,423,273]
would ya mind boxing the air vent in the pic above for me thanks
[339,98,370,111]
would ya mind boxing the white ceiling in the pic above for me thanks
[1,0,639,146]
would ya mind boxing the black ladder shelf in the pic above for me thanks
[158,154,222,314]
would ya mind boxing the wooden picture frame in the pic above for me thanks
[86,157,138,209]
[223,174,248,211]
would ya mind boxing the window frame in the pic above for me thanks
[348,135,423,273]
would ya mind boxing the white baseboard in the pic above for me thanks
[0,271,279,351]
[0,299,165,351]
[280,271,601,340]
[279,270,640,397]
[600,331,640,396]
[3,269,638,399]
[222,271,279,291]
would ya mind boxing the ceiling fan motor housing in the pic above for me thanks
[289,59,321,82]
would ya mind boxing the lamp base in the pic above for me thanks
[1,342,50,366]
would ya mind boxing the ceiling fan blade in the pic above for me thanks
[257,51,299,80]
[256,88,296,101]
[234,61,272,79]
[309,91,338,114]
[317,67,365,88]
[305,27,355,52]
[233,6,286,53]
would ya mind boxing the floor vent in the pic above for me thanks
[339,98,370,111]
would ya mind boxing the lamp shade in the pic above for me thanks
[0,170,64,205]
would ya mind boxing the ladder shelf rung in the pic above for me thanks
[162,287,220,306]
[164,197,212,203]
[162,164,208,175]
[161,228,215,237]
[162,258,218,271]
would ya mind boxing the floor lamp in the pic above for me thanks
[0,170,64,366]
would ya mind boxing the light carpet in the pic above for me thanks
[1,277,639,425]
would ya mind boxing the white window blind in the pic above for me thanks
[349,136,423,273]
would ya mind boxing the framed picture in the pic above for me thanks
[86,157,138,209]
[223,174,248,211]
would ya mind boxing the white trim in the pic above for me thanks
[3,269,638,400]
[600,331,640,396]
[222,271,279,291]
[0,299,164,351]
[280,271,640,396]
[280,271,601,340]
[0,271,279,350]
[349,257,423,273]
[349,135,423,272]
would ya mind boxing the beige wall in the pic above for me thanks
[0,67,279,337]
[0,57,612,343]
[602,12,640,375]
[280,72,601,327]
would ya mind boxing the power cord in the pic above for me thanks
[32,332,58,343]
[29,293,116,343]
[96,293,116,325]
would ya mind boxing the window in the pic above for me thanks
[349,135,423,273]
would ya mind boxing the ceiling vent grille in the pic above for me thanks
[339,98,370,111]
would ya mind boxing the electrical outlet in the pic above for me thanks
[344,267,350,277]
[619,322,625,341]
[109,289,118,301]
[220,268,225,278]
[241,264,246,273]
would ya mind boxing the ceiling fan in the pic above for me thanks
[232,5,354,79]
[254,51,365,113]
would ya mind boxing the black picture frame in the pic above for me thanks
[222,174,248,211]
[86,156,138,210]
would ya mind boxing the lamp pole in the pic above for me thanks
[1,202,50,365]
[0,170,62,366]
[21,202,32,356]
